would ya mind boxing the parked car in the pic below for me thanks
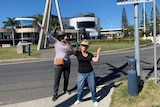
[107,35,113,40]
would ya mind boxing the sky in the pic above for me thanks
[0,0,160,29]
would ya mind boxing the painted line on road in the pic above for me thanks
[0,59,53,66]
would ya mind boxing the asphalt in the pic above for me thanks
[0,47,114,107]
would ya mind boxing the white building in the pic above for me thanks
[63,12,100,39]
[14,17,39,44]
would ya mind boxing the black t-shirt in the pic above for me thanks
[76,51,94,73]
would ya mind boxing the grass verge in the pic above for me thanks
[0,41,135,60]
[0,38,151,60]
[0,45,40,60]
[110,80,160,107]
[88,42,134,52]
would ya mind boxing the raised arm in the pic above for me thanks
[37,22,47,33]
[92,47,101,62]
[64,38,76,56]
[37,22,57,43]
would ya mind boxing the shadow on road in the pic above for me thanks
[54,62,128,107]
[144,58,160,79]
[54,82,122,107]
[96,62,128,86]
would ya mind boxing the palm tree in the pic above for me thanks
[33,14,60,32]
[3,17,19,46]
[51,15,60,31]
[32,14,43,28]
[33,14,60,30]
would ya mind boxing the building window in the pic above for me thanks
[77,21,95,28]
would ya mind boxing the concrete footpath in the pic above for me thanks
[0,85,114,107]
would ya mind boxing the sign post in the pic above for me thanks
[117,0,155,84]
[134,3,141,84]
[153,0,157,83]
[117,0,153,5]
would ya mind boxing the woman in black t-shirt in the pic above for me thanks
[73,39,101,107]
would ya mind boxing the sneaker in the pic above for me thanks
[94,101,99,107]
[74,100,81,105]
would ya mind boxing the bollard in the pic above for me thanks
[28,44,31,56]
[128,58,136,70]
[128,58,138,96]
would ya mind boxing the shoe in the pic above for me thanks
[74,100,81,105]
[63,90,71,95]
[52,95,58,101]
[94,101,99,107]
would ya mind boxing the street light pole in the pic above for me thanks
[153,0,157,83]
[134,3,141,84]
[106,20,117,29]
[21,20,23,42]
[143,2,146,39]
[106,20,117,36]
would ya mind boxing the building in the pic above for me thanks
[0,17,39,45]
[14,17,39,44]
[100,28,123,39]
[63,12,101,39]
[0,12,101,46]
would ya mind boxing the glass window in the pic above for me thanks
[77,21,95,28]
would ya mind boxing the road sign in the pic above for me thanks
[117,0,153,5]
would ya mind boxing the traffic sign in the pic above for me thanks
[117,0,153,5]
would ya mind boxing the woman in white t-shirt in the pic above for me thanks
[37,22,75,101]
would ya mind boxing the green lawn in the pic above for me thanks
[110,80,160,107]
[0,45,40,60]
[88,42,134,52]
[0,38,151,60]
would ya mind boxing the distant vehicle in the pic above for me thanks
[107,35,113,40]
[115,34,120,39]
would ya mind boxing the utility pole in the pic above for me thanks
[134,3,141,84]
[21,20,24,42]
[153,0,157,83]
[117,0,153,84]
[143,2,146,39]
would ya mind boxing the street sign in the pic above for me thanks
[117,0,153,5]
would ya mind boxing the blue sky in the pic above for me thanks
[0,0,159,29]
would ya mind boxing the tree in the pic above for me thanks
[121,7,129,29]
[121,7,129,37]
[3,17,19,46]
[33,14,59,32]
[150,5,160,34]
[51,15,60,31]
[140,8,149,27]
[33,14,43,28]
[140,8,149,37]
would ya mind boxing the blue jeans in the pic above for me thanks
[76,71,97,102]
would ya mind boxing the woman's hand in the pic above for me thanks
[92,47,101,62]
[97,47,101,53]
[37,22,46,32]
[37,22,43,28]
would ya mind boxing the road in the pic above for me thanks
[0,44,160,106]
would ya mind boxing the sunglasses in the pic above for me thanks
[81,44,89,47]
